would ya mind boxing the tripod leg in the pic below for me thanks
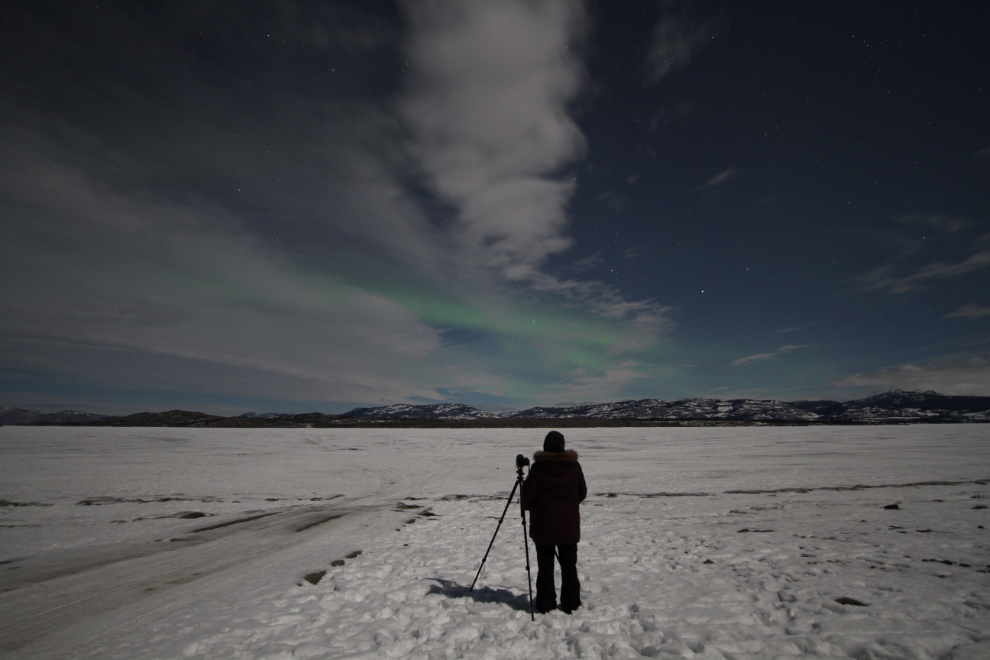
[470,479,519,592]
[519,475,535,621]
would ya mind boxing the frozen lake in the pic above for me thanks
[2,425,989,659]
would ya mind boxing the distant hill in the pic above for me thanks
[790,390,990,422]
[3,390,988,427]
[75,410,347,428]
[343,403,498,420]
[501,398,820,422]
[0,407,107,426]
[340,390,990,424]
[499,390,990,423]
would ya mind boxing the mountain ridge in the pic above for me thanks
[2,390,988,427]
[0,407,108,425]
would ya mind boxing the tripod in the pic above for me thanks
[469,454,535,621]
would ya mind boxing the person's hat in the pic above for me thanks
[543,430,565,453]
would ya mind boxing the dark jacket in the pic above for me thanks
[521,450,587,546]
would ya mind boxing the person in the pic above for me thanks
[521,430,587,614]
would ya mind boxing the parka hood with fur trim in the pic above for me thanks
[533,449,578,463]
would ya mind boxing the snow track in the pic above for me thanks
[0,501,373,654]
[0,428,459,657]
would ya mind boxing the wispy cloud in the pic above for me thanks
[594,190,628,212]
[945,304,990,319]
[554,360,648,402]
[831,355,990,396]
[856,250,990,294]
[536,273,674,342]
[571,251,604,273]
[0,138,449,407]
[896,213,974,233]
[776,322,819,334]
[624,246,644,259]
[729,345,806,367]
[645,0,719,83]
[974,146,990,161]
[693,167,736,191]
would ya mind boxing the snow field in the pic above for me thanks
[94,486,990,659]
[2,425,989,658]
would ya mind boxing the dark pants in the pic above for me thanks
[535,543,580,614]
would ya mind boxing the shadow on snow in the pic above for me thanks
[426,578,531,612]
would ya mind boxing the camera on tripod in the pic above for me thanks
[471,453,537,619]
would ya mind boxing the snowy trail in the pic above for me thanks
[0,428,461,656]
[2,425,989,659]
[0,501,371,653]
[2,506,407,660]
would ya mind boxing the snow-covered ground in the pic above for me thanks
[1,425,989,659]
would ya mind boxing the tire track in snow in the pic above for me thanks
[0,432,463,655]
[0,501,368,654]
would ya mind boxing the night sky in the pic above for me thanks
[2,1,988,415]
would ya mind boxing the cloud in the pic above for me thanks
[896,213,974,233]
[857,249,990,294]
[400,0,586,281]
[974,146,990,160]
[645,0,718,83]
[0,138,451,406]
[729,345,806,367]
[776,322,818,334]
[693,167,736,191]
[945,304,990,319]
[398,0,674,347]
[624,247,644,259]
[526,273,675,353]
[831,356,990,396]
[593,190,628,212]
[571,252,604,273]
[555,361,648,402]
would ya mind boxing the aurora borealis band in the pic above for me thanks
[1,1,988,414]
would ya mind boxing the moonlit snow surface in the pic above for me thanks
[2,426,989,659]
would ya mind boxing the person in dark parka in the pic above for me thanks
[521,430,587,614]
